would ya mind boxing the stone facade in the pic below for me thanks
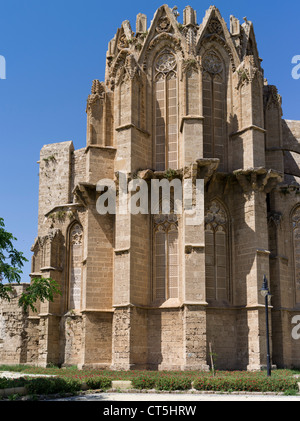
[1,5,300,370]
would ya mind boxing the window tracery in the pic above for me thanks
[154,50,178,171]
[153,214,179,300]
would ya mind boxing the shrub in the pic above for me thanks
[131,375,156,390]
[85,376,111,390]
[156,376,192,391]
[26,377,81,395]
[0,377,27,389]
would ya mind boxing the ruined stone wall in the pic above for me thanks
[38,141,74,237]
[71,148,86,200]
[61,313,83,366]
[0,285,39,365]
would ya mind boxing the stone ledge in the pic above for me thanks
[111,381,133,390]
[0,387,27,397]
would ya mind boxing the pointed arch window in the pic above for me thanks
[202,51,227,171]
[154,50,178,171]
[205,200,230,302]
[153,214,179,301]
[68,223,83,311]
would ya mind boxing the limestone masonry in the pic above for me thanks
[1,5,300,370]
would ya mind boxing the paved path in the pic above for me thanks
[49,391,300,401]
[0,371,55,379]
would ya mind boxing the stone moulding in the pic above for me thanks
[180,115,204,133]
[115,123,150,137]
[230,124,267,138]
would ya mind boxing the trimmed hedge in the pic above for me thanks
[193,376,299,393]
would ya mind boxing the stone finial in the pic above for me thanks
[171,6,180,20]
[230,15,240,36]
[108,36,116,57]
[136,13,147,34]
[91,80,105,97]
[183,6,197,26]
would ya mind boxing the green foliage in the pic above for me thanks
[0,217,28,300]
[18,277,61,312]
[0,217,61,311]
[85,376,111,390]
[0,366,299,395]
[0,377,27,389]
[131,374,156,390]
[43,155,57,164]
[156,376,192,391]
[193,374,299,393]
[25,377,81,395]
[163,168,178,180]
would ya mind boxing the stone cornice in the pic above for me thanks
[230,125,266,138]
[233,167,283,194]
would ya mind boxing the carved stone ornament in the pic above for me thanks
[156,15,171,33]
[118,33,129,50]
[125,54,139,79]
[155,52,177,73]
[154,213,178,232]
[292,207,300,229]
[264,85,282,110]
[207,18,223,36]
[202,52,223,75]
[268,211,283,228]
[236,55,262,88]
[71,224,83,246]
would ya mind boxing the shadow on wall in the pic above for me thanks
[282,120,300,182]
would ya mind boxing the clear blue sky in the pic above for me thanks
[0,0,300,282]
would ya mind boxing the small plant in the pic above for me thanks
[281,187,290,196]
[48,210,67,223]
[43,155,57,164]
[284,388,298,396]
[164,168,177,180]
[56,210,67,222]
[8,394,20,401]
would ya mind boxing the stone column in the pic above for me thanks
[181,160,218,371]
[111,61,151,370]
[232,56,265,170]
[234,168,282,370]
